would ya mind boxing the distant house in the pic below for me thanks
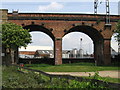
[34,50,54,58]
[62,50,71,58]
[19,51,35,55]
[19,46,53,58]
[19,46,118,59]
[34,50,72,58]
[19,51,35,58]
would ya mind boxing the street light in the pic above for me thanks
[79,38,83,58]
[80,38,82,50]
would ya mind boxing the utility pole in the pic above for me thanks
[106,0,110,24]
[94,0,98,14]
[80,38,82,50]
[94,0,110,24]
[79,38,83,58]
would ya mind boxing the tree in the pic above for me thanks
[115,20,120,41]
[2,22,31,65]
[115,20,120,55]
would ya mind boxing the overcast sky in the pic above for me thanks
[1,0,119,54]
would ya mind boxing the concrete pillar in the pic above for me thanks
[103,39,111,65]
[54,37,62,65]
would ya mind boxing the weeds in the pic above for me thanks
[2,66,118,89]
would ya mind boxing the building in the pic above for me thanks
[71,48,78,58]
[19,45,118,59]
[19,51,35,58]
[62,50,71,58]
[79,49,84,58]
[19,46,53,58]
[34,50,54,58]
[35,50,71,58]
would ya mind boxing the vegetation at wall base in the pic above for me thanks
[2,65,117,89]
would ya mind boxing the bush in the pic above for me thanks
[2,66,40,88]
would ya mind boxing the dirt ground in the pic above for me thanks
[46,70,120,78]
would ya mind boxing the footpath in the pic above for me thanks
[46,70,120,78]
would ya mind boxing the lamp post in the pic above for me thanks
[79,38,83,58]
[106,0,110,24]
[80,38,82,49]
[94,0,98,14]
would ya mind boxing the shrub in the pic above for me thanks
[2,66,108,89]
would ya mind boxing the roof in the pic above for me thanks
[19,46,53,51]
[35,50,71,54]
[36,50,53,54]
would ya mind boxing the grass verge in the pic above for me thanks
[3,65,111,89]
[25,62,119,72]
[82,76,120,83]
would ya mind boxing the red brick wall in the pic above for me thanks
[7,12,119,65]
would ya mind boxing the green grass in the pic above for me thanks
[25,62,119,72]
[82,76,120,83]
[2,65,109,89]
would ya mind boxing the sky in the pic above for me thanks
[1,0,119,14]
[1,0,119,54]
[1,0,119,2]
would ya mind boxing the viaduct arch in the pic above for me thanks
[23,25,55,41]
[1,9,120,65]
[64,25,104,65]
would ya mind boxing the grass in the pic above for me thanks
[2,65,109,89]
[25,62,120,72]
[82,76,120,83]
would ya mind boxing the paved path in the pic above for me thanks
[46,70,120,78]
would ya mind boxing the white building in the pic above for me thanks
[72,48,78,58]
[79,49,84,58]
[62,50,70,58]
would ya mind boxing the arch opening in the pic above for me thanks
[23,25,55,41]
[18,25,55,64]
[111,33,118,61]
[62,32,94,58]
[62,25,104,65]
[65,25,103,43]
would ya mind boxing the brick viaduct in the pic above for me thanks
[1,9,120,65]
